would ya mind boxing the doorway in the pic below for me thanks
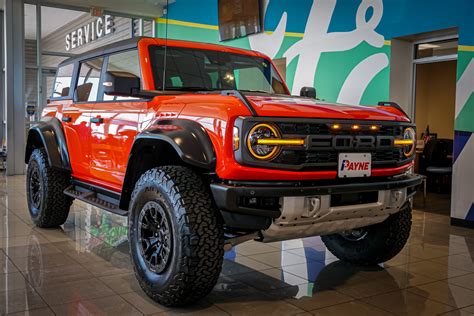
[412,38,458,215]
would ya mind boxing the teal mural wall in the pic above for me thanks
[156,0,474,223]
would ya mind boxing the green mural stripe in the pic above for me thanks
[456,51,474,82]
[455,93,474,132]
[360,65,390,106]
[314,42,390,104]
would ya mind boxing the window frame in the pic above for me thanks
[99,48,144,103]
[73,56,106,104]
[50,61,78,101]
[71,48,146,104]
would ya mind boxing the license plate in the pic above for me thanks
[338,153,371,178]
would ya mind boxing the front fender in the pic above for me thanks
[136,119,216,169]
[119,119,216,210]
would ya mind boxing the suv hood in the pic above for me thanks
[244,95,409,122]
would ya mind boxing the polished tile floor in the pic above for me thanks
[1,175,474,315]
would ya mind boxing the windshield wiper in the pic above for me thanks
[239,89,272,94]
[164,87,219,91]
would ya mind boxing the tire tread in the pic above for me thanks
[129,166,223,306]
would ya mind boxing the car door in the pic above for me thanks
[62,57,104,183]
[54,61,93,181]
[89,49,146,191]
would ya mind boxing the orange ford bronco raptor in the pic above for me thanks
[25,37,422,306]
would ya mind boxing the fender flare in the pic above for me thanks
[134,119,216,169]
[119,119,216,210]
[25,117,71,172]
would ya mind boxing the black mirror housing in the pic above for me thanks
[103,71,141,97]
[300,86,316,98]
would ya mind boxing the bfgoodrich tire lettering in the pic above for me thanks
[129,166,224,306]
[26,148,73,228]
[321,203,412,265]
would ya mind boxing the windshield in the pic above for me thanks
[149,46,288,95]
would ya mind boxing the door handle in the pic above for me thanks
[62,116,72,122]
[90,117,104,124]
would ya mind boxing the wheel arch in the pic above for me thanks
[25,117,71,172]
[119,119,216,210]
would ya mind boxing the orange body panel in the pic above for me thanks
[44,38,411,193]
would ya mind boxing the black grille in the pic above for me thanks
[271,121,411,170]
[277,122,330,135]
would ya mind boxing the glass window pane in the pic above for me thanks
[149,46,288,95]
[103,50,141,101]
[51,63,74,98]
[76,58,103,102]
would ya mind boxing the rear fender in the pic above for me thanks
[25,117,71,172]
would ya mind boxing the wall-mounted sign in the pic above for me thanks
[65,15,115,51]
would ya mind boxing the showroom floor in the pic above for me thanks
[1,175,474,315]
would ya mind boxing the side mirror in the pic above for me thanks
[300,86,316,98]
[103,71,140,97]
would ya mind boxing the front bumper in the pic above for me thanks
[210,174,423,219]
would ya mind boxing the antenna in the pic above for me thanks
[162,0,169,91]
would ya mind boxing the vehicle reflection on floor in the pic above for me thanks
[1,175,474,315]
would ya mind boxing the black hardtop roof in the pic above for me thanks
[59,37,143,67]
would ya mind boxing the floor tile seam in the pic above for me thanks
[235,248,283,256]
[405,282,474,309]
[360,289,459,315]
[425,259,474,273]
[332,284,402,300]
[247,253,319,268]
[284,249,335,263]
[211,304,232,316]
[305,297,396,315]
[281,294,354,313]
[96,271,138,296]
[38,288,120,307]
[444,276,474,292]
[229,264,314,286]
[409,268,473,280]
[47,293,142,315]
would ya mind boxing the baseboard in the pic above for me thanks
[451,217,474,229]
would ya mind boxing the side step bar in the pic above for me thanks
[64,183,127,216]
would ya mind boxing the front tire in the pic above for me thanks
[128,166,224,306]
[26,148,73,228]
[321,203,412,265]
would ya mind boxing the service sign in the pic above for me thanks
[65,15,115,51]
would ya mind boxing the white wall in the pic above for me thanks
[389,39,414,118]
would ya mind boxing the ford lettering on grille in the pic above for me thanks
[309,135,394,150]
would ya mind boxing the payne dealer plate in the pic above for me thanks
[338,153,371,178]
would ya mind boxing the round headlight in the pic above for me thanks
[402,127,416,157]
[247,123,281,160]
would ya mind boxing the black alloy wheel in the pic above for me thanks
[138,201,172,274]
[28,165,43,214]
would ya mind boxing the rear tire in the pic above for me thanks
[321,203,412,265]
[128,166,224,306]
[26,148,73,228]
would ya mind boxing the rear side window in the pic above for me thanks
[103,50,141,101]
[51,63,74,99]
[75,57,104,102]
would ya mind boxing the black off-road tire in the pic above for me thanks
[321,203,412,265]
[128,166,224,307]
[26,148,73,228]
